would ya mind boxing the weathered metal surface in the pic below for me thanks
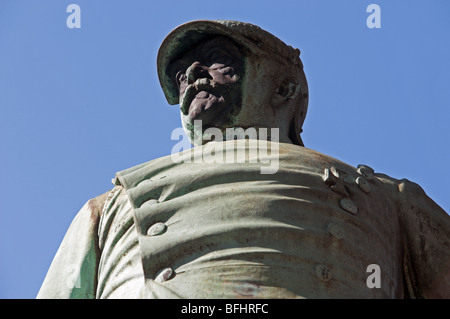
[37,20,450,299]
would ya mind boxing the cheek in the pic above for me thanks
[218,67,234,76]
[179,80,189,95]
[212,69,241,84]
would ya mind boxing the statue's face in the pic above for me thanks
[170,36,244,141]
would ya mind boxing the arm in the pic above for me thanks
[397,179,450,298]
[37,192,108,299]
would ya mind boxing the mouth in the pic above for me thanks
[180,78,224,119]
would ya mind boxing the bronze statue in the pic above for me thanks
[37,20,449,299]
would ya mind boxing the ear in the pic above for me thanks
[271,78,301,107]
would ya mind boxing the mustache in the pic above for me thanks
[180,78,224,115]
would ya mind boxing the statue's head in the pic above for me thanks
[157,20,308,146]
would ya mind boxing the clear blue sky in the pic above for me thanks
[0,0,449,298]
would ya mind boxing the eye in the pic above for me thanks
[205,48,232,65]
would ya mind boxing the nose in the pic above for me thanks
[186,62,212,84]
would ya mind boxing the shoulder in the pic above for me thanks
[396,177,448,218]
[80,184,129,224]
[85,190,110,216]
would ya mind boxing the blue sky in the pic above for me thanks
[0,0,449,298]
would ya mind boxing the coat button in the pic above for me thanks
[356,176,371,193]
[339,198,358,215]
[147,222,167,236]
[326,223,345,239]
[155,267,173,283]
[315,264,332,282]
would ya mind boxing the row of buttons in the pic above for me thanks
[145,219,173,282]
[156,265,334,283]
[318,222,346,282]
[323,164,374,215]
[316,164,376,282]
